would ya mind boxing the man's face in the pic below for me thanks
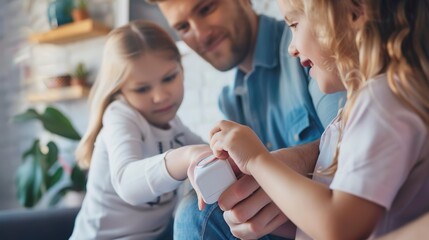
[158,0,256,71]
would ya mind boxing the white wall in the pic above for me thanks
[0,0,282,209]
[0,0,114,210]
[176,42,233,141]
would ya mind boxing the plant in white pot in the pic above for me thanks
[72,0,89,22]
[13,106,86,208]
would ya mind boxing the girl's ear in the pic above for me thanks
[351,0,365,30]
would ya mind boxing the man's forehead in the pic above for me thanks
[158,0,207,25]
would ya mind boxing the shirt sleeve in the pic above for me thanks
[309,78,347,128]
[330,86,425,209]
[102,102,182,206]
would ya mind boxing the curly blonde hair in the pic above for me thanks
[75,20,181,169]
[282,0,429,175]
[330,0,429,174]
[282,0,361,175]
[359,0,429,124]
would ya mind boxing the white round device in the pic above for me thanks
[194,155,237,204]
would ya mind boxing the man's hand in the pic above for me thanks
[215,141,321,239]
[218,175,290,239]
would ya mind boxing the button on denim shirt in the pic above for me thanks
[219,15,345,151]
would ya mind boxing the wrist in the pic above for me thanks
[186,147,212,166]
[163,149,183,181]
[247,152,272,175]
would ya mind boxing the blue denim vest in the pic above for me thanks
[219,15,346,151]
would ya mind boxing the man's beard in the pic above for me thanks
[202,10,253,71]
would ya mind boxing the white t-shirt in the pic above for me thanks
[296,74,429,239]
[70,99,204,240]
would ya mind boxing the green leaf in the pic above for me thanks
[33,143,46,201]
[47,164,64,189]
[42,107,81,140]
[12,106,81,140]
[13,106,83,208]
[12,109,39,123]
[46,141,59,168]
[16,154,36,207]
[16,139,44,208]
[22,139,39,163]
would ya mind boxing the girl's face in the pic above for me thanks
[278,0,345,93]
[121,53,184,129]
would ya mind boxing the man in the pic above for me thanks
[147,0,345,239]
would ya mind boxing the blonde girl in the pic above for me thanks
[70,20,208,240]
[205,0,429,239]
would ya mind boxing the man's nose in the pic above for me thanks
[191,20,213,47]
[288,43,299,57]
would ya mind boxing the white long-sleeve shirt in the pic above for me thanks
[70,99,204,240]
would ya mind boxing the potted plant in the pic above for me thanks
[13,106,86,208]
[71,62,89,87]
[71,0,89,22]
[45,74,72,88]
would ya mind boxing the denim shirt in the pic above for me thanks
[219,15,346,151]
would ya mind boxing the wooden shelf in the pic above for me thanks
[28,19,111,44]
[27,85,90,103]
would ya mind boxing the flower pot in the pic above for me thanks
[47,0,74,28]
[45,75,72,88]
[71,77,87,87]
[72,9,89,22]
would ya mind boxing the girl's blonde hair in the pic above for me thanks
[359,0,429,124]
[285,0,429,175]
[329,0,429,174]
[75,20,181,169]
[283,0,361,175]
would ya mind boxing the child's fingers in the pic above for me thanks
[217,150,229,159]
[209,124,222,140]
[209,120,235,140]
[210,134,229,159]
[210,120,240,159]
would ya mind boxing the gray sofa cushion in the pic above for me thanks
[0,207,79,240]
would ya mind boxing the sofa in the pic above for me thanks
[0,207,79,240]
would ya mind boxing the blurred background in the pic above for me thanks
[0,0,281,211]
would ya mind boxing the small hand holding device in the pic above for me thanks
[194,155,236,204]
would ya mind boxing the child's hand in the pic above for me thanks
[209,120,270,175]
